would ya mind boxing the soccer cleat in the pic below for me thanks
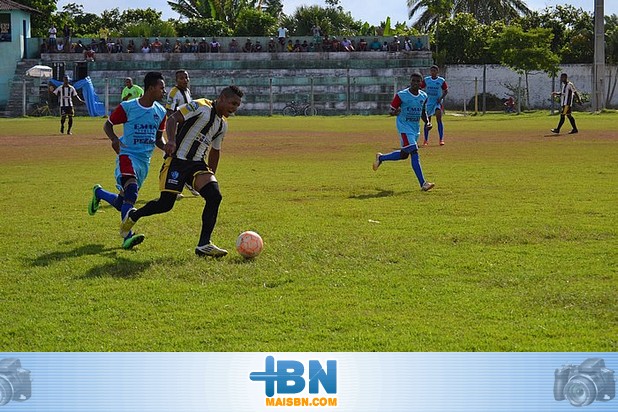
[186,183,200,196]
[195,242,228,257]
[421,182,435,192]
[119,208,137,238]
[88,184,102,216]
[568,129,578,134]
[372,153,382,171]
[551,128,560,134]
[176,193,184,200]
[122,233,145,250]
[60,126,64,134]
[67,130,72,135]
[439,140,445,146]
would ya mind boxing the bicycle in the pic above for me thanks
[28,101,54,117]
[281,101,318,116]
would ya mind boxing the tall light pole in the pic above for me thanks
[592,0,605,111]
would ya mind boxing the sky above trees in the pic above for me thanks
[55,0,618,25]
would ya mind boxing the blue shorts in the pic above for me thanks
[425,99,443,116]
[114,154,150,190]
[400,132,420,150]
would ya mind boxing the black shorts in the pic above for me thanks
[60,106,74,116]
[158,156,213,193]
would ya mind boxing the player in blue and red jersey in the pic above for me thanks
[373,72,435,192]
[88,72,167,249]
[420,65,448,146]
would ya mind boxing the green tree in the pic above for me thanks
[283,4,361,37]
[489,25,560,107]
[234,9,277,37]
[407,0,529,30]
[175,18,233,38]
[20,0,58,37]
[436,13,494,64]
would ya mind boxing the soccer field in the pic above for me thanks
[0,112,616,352]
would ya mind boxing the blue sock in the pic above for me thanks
[410,152,425,187]
[96,187,119,208]
[438,121,444,140]
[112,195,124,211]
[381,150,403,162]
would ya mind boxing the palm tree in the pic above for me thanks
[407,0,531,30]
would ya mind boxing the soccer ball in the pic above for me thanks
[236,231,263,258]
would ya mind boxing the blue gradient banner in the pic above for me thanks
[0,353,615,411]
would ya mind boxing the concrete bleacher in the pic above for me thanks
[8,48,433,116]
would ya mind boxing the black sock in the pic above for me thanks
[132,191,176,221]
[198,182,222,246]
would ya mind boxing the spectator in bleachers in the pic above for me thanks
[56,40,64,53]
[403,36,412,51]
[286,39,294,52]
[414,37,424,50]
[63,24,71,53]
[115,38,124,53]
[84,46,95,61]
[389,36,400,52]
[173,40,182,53]
[191,39,198,52]
[210,38,221,53]
[99,38,107,53]
[330,37,341,52]
[293,39,302,52]
[382,41,389,51]
[300,40,309,52]
[253,40,263,52]
[370,38,381,51]
[198,38,209,53]
[243,38,253,53]
[126,40,135,53]
[358,38,368,51]
[314,34,323,51]
[141,42,151,53]
[183,38,191,52]
[277,26,288,51]
[267,38,277,52]
[48,25,57,53]
[341,37,354,51]
[74,40,84,54]
[151,38,162,53]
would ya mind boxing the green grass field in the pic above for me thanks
[0,111,616,352]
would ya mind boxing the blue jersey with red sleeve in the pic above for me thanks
[391,88,428,139]
[108,99,166,161]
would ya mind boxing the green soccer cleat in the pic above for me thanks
[122,233,145,250]
[88,184,102,216]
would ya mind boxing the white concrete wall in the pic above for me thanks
[443,64,618,110]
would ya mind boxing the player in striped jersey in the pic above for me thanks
[551,73,579,134]
[165,69,200,198]
[373,72,435,192]
[420,65,448,146]
[120,86,244,257]
[51,75,85,135]
[88,72,167,250]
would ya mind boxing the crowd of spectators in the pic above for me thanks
[41,27,429,57]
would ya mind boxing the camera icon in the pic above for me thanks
[0,358,31,406]
[554,358,615,407]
